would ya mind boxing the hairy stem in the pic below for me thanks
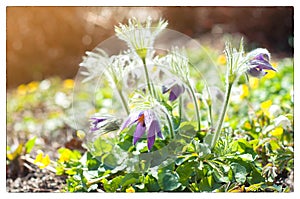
[142,58,154,97]
[187,83,201,132]
[117,88,130,115]
[210,82,233,149]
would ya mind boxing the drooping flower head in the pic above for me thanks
[162,79,185,101]
[246,48,277,78]
[89,115,121,134]
[115,17,168,60]
[121,110,163,151]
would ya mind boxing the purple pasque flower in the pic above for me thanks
[162,79,185,102]
[121,110,163,150]
[247,52,277,78]
[90,117,107,132]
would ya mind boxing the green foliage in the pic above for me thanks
[6,49,293,192]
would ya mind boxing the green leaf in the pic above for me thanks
[120,173,140,188]
[102,175,123,192]
[93,137,113,156]
[231,162,247,184]
[247,165,264,185]
[176,161,198,186]
[144,175,160,192]
[203,132,213,146]
[158,171,181,191]
[198,175,214,192]
[25,136,36,154]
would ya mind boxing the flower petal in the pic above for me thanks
[157,131,163,139]
[247,67,267,78]
[90,117,107,132]
[133,122,146,145]
[120,112,140,131]
[249,59,277,71]
[147,135,155,150]
[148,120,161,137]
[169,84,185,101]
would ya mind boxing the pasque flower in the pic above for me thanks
[115,17,168,59]
[162,79,185,101]
[90,117,107,132]
[121,110,163,150]
[246,50,277,78]
[89,116,121,133]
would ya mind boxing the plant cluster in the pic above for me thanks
[6,17,294,192]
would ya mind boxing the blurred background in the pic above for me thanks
[6,6,293,89]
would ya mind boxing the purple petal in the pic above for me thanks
[120,112,141,131]
[91,117,106,125]
[255,53,270,62]
[148,120,160,137]
[147,118,162,150]
[162,79,176,94]
[169,84,185,101]
[157,131,163,139]
[120,116,132,131]
[250,59,277,71]
[247,67,267,78]
[147,135,155,150]
[90,117,107,132]
[133,122,146,145]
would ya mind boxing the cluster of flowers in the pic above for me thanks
[79,17,277,151]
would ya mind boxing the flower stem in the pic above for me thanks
[117,88,130,115]
[208,102,213,127]
[210,82,233,149]
[187,83,201,132]
[160,105,175,139]
[142,58,154,97]
[178,96,182,123]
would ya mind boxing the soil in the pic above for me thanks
[6,160,67,193]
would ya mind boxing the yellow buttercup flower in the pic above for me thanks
[126,186,135,193]
[63,79,74,89]
[270,127,283,137]
[260,100,272,112]
[58,148,72,163]
[244,121,251,129]
[34,151,51,169]
[27,81,39,93]
[240,84,249,99]
[217,54,226,65]
[264,62,278,79]
[17,84,27,95]
[249,77,259,89]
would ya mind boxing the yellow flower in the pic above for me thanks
[244,122,251,130]
[34,151,51,169]
[217,54,226,65]
[126,186,135,193]
[260,100,272,114]
[249,77,259,89]
[240,84,249,99]
[264,62,278,79]
[63,79,74,89]
[58,148,72,163]
[17,84,27,95]
[34,152,43,163]
[27,81,39,93]
[270,127,283,137]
